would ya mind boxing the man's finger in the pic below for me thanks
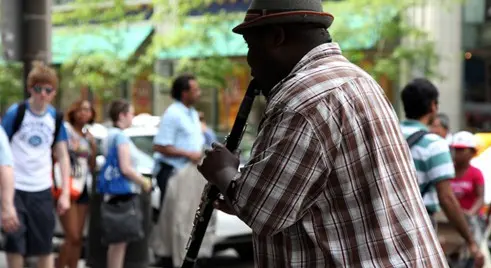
[213,200,235,215]
[211,142,225,149]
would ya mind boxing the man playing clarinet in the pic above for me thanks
[198,0,452,267]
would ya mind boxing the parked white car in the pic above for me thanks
[81,123,254,259]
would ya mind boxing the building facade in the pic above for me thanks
[50,0,487,133]
[399,0,491,133]
[462,0,491,131]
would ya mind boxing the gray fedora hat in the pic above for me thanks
[232,0,334,34]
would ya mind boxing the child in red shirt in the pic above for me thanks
[450,131,485,244]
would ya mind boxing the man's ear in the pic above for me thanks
[430,100,438,114]
[271,26,285,47]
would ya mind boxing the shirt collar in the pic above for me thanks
[402,119,429,131]
[175,101,193,111]
[290,42,342,74]
[174,101,196,117]
[267,42,343,101]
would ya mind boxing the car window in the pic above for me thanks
[130,135,154,156]
[95,139,103,155]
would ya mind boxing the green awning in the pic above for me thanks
[158,19,247,60]
[158,2,398,60]
[52,24,154,64]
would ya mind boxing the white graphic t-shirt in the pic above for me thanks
[1,101,68,192]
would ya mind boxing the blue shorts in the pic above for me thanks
[4,189,55,256]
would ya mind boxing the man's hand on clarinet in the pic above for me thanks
[213,199,236,215]
[198,142,240,184]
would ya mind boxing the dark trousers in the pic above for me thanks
[156,162,174,212]
[153,162,175,266]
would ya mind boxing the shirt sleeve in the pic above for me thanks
[0,128,13,166]
[153,110,178,147]
[115,132,130,146]
[230,109,326,237]
[54,119,69,143]
[426,138,455,182]
[207,128,217,143]
[472,166,485,186]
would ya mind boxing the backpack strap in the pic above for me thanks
[51,111,64,193]
[51,111,64,148]
[8,101,27,142]
[405,130,432,197]
[406,130,428,148]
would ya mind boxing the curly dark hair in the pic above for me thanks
[171,74,196,101]
[66,99,96,125]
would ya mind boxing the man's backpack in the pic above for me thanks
[7,101,64,148]
[406,130,432,197]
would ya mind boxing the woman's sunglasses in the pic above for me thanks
[33,85,54,94]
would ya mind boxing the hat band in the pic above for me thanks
[244,9,320,22]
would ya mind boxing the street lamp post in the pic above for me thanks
[1,0,51,100]
[22,0,52,99]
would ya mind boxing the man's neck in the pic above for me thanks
[73,122,84,132]
[417,115,431,126]
[180,100,192,108]
[28,99,48,115]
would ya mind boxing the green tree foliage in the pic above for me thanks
[0,61,23,113]
[51,0,246,101]
[0,0,463,111]
[326,0,456,82]
[53,0,146,100]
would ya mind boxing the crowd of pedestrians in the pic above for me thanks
[0,62,216,268]
[401,78,487,266]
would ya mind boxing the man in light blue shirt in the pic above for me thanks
[152,74,205,203]
[151,74,205,267]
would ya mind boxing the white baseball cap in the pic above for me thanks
[450,131,477,149]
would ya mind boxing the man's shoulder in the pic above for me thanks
[162,102,185,118]
[289,57,372,90]
[273,67,383,118]
[46,105,62,118]
[401,124,448,151]
[418,133,448,150]
[3,102,22,118]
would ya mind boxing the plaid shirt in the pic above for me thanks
[229,43,447,267]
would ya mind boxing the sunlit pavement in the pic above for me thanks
[0,250,254,268]
[149,249,254,268]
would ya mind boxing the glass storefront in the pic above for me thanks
[463,0,491,131]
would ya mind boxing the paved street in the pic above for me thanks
[0,251,254,268]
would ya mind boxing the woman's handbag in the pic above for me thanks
[100,194,144,244]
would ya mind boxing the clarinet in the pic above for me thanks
[181,80,260,268]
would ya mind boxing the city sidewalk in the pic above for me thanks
[0,255,86,268]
